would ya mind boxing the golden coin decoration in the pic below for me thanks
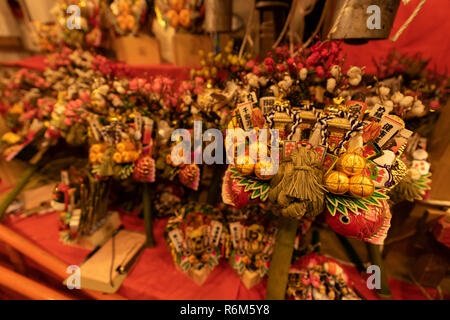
[324,171,350,195]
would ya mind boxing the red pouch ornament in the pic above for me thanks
[178,163,200,190]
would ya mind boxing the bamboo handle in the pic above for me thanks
[143,183,155,247]
[0,164,38,221]
[265,216,299,300]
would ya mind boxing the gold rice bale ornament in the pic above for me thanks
[337,153,366,176]
[349,174,375,198]
[324,171,350,195]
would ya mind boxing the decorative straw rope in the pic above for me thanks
[238,0,256,60]
[272,0,300,50]
[327,0,351,39]
[391,0,427,42]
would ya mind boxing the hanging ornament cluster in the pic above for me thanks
[1,38,446,298]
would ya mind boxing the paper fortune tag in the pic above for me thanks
[30,119,44,132]
[373,115,404,147]
[238,101,254,130]
[372,167,389,188]
[389,128,413,154]
[168,229,184,252]
[369,104,388,122]
[362,142,382,159]
[134,112,143,140]
[345,100,367,120]
[142,117,154,145]
[229,222,242,248]
[88,120,102,141]
[259,97,275,115]
[210,221,223,246]
[245,92,258,104]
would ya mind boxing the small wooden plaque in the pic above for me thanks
[73,229,146,293]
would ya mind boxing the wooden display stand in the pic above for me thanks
[0,117,28,193]
[112,33,161,66]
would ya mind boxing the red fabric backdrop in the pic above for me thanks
[2,1,450,76]
[342,0,450,73]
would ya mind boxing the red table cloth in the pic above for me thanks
[2,211,447,300]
